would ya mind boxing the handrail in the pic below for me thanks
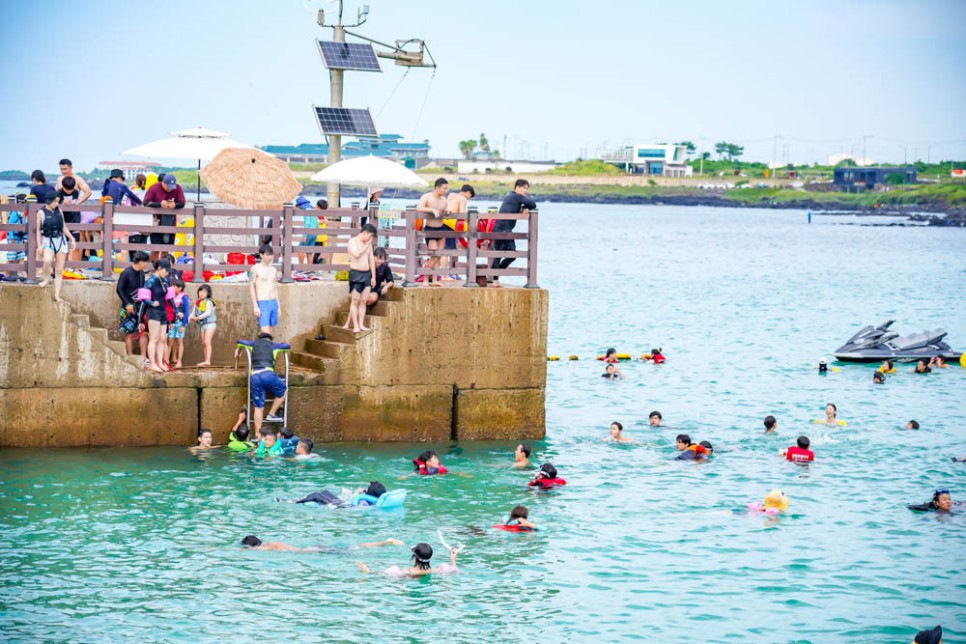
[0,200,538,288]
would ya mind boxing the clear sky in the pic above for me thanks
[1,0,964,172]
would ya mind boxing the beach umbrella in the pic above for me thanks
[198,147,303,210]
[309,155,429,189]
[121,127,255,199]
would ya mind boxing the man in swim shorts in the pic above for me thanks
[249,332,287,432]
[415,178,449,285]
[343,224,377,333]
[241,535,403,553]
[249,244,280,334]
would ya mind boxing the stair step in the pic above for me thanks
[305,338,352,360]
[291,351,338,372]
[70,314,90,329]
[321,324,362,344]
[367,300,393,316]
[382,288,404,302]
[88,327,108,343]
[333,312,383,328]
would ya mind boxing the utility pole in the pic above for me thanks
[327,9,346,209]
[862,134,869,166]
[772,135,778,174]
[699,136,706,176]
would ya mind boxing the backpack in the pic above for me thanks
[41,208,64,238]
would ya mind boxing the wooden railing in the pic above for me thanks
[0,200,539,288]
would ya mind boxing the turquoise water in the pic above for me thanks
[2,205,965,642]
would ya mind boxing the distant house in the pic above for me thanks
[833,166,917,191]
[98,161,161,181]
[261,134,431,167]
[600,144,691,177]
[457,160,557,174]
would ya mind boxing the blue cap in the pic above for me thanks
[163,174,176,187]
[295,195,311,209]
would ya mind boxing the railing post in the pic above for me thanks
[191,203,205,284]
[99,199,115,281]
[23,201,38,284]
[403,209,417,286]
[280,204,294,283]
[525,208,539,289]
[464,209,479,287]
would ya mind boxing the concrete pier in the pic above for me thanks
[0,282,547,447]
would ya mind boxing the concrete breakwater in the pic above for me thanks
[0,282,547,447]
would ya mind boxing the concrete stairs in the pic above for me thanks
[66,309,144,370]
[290,289,401,375]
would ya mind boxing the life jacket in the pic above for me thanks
[413,458,448,475]
[529,477,566,488]
[688,444,708,457]
[226,435,254,452]
[493,522,534,532]
[251,338,276,370]
[41,207,64,238]
[652,353,666,364]
[278,436,299,455]
[785,446,814,463]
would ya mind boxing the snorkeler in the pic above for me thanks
[413,450,448,475]
[814,403,846,426]
[241,535,402,552]
[609,421,632,443]
[356,542,459,577]
[494,505,537,532]
[514,443,532,468]
[602,363,624,380]
[529,463,566,488]
[781,435,814,462]
[907,489,956,513]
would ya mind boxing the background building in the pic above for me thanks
[261,134,430,167]
[600,144,691,176]
[97,161,160,180]
[833,166,917,191]
[457,159,557,174]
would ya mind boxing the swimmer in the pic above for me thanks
[878,359,895,374]
[913,359,932,374]
[602,347,619,363]
[951,454,966,463]
[529,462,566,488]
[502,505,537,531]
[413,450,447,475]
[912,625,943,644]
[241,535,403,552]
[227,410,254,452]
[648,411,662,427]
[294,438,316,459]
[602,364,624,380]
[698,440,714,456]
[873,371,885,384]
[190,428,218,452]
[907,489,955,513]
[814,403,846,427]
[675,434,708,460]
[748,489,790,514]
[278,426,299,456]
[905,420,920,430]
[763,415,778,434]
[514,443,532,468]
[256,427,281,457]
[781,435,814,462]
[609,421,632,443]
[928,356,947,369]
[277,481,384,506]
[649,347,666,364]
[356,542,459,577]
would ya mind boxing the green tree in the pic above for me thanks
[479,133,491,159]
[726,143,744,161]
[459,139,478,160]
[676,141,697,155]
[701,152,711,161]
[714,141,729,160]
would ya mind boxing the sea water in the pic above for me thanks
[1,205,964,643]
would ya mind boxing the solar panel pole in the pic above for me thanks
[327,24,345,209]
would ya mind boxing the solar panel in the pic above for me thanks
[317,40,382,72]
[313,106,379,138]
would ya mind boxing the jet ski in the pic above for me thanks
[834,320,962,363]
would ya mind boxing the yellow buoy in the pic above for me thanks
[960,352,966,368]
[568,355,579,361]
[547,355,559,361]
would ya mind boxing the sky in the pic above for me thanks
[1,0,965,172]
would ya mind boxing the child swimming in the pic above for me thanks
[356,542,459,577]
[494,505,537,532]
[413,450,448,475]
[529,463,566,488]
[601,363,624,380]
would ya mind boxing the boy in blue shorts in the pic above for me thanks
[249,332,287,432]
[249,244,279,334]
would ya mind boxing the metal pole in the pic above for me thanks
[326,24,345,210]
[196,159,202,201]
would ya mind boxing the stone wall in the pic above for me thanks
[0,282,547,447]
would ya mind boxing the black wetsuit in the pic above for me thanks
[296,490,347,508]
[491,191,537,271]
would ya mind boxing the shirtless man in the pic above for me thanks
[343,224,377,333]
[415,178,449,285]
[249,244,280,334]
[54,159,91,263]
[241,535,403,552]
[441,183,474,278]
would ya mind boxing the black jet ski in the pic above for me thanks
[834,320,962,363]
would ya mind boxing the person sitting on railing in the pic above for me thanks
[366,246,394,306]
[143,173,185,262]
[490,179,537,287]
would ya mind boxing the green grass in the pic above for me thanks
[551,159,621,176]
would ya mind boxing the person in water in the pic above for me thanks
[503,505,537,531]
[278,426,299,456]
[227,411,254,452]
[749,489,790,514]
[256,427,281,457]
[878,359,895,374]
[927,356,947,369]
[907,489,955,513]
[602,347,619,363]
[294,438,315,459]
[912,625,943,644]
[815,403,845,426]
[913,359,932,374]
[356,542,459,577]
[609,421,632,443]
[241,535,403,552]
[602,364,624,380]
[529,462,566,488]
[763,415,778,434]
[648,348,666,364]
[873,371,886,384]
[781,435,814,462]
[649,411,662,427]
[514,443,531,468]
[905,420,920,430]
[190,428,217,451]
[675,434,708,460]
[698,440,714,456]
[413,450,447,475]
[277,481,386,506]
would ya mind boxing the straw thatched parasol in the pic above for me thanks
[199,148,303,209]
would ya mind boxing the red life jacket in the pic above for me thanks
[413,458,448,475]
[529,477,566,488]
[785,446,814,462]
[492,523,534,532]
[652,353,666,364]
[688,444,708,456]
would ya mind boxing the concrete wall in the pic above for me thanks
[0,281,547,447]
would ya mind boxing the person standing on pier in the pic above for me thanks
[491,179,536,287]
[442,183,474,279]
[143,174,185,262]
[415,178,449,286]
[343,224,377,333]
[249,244,280,334]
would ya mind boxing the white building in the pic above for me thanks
[600,144,691,176]
[98,161,160,181]
[456,159,557,174]
[827,153,875,167]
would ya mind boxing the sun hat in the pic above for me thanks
[763,489,790,511]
